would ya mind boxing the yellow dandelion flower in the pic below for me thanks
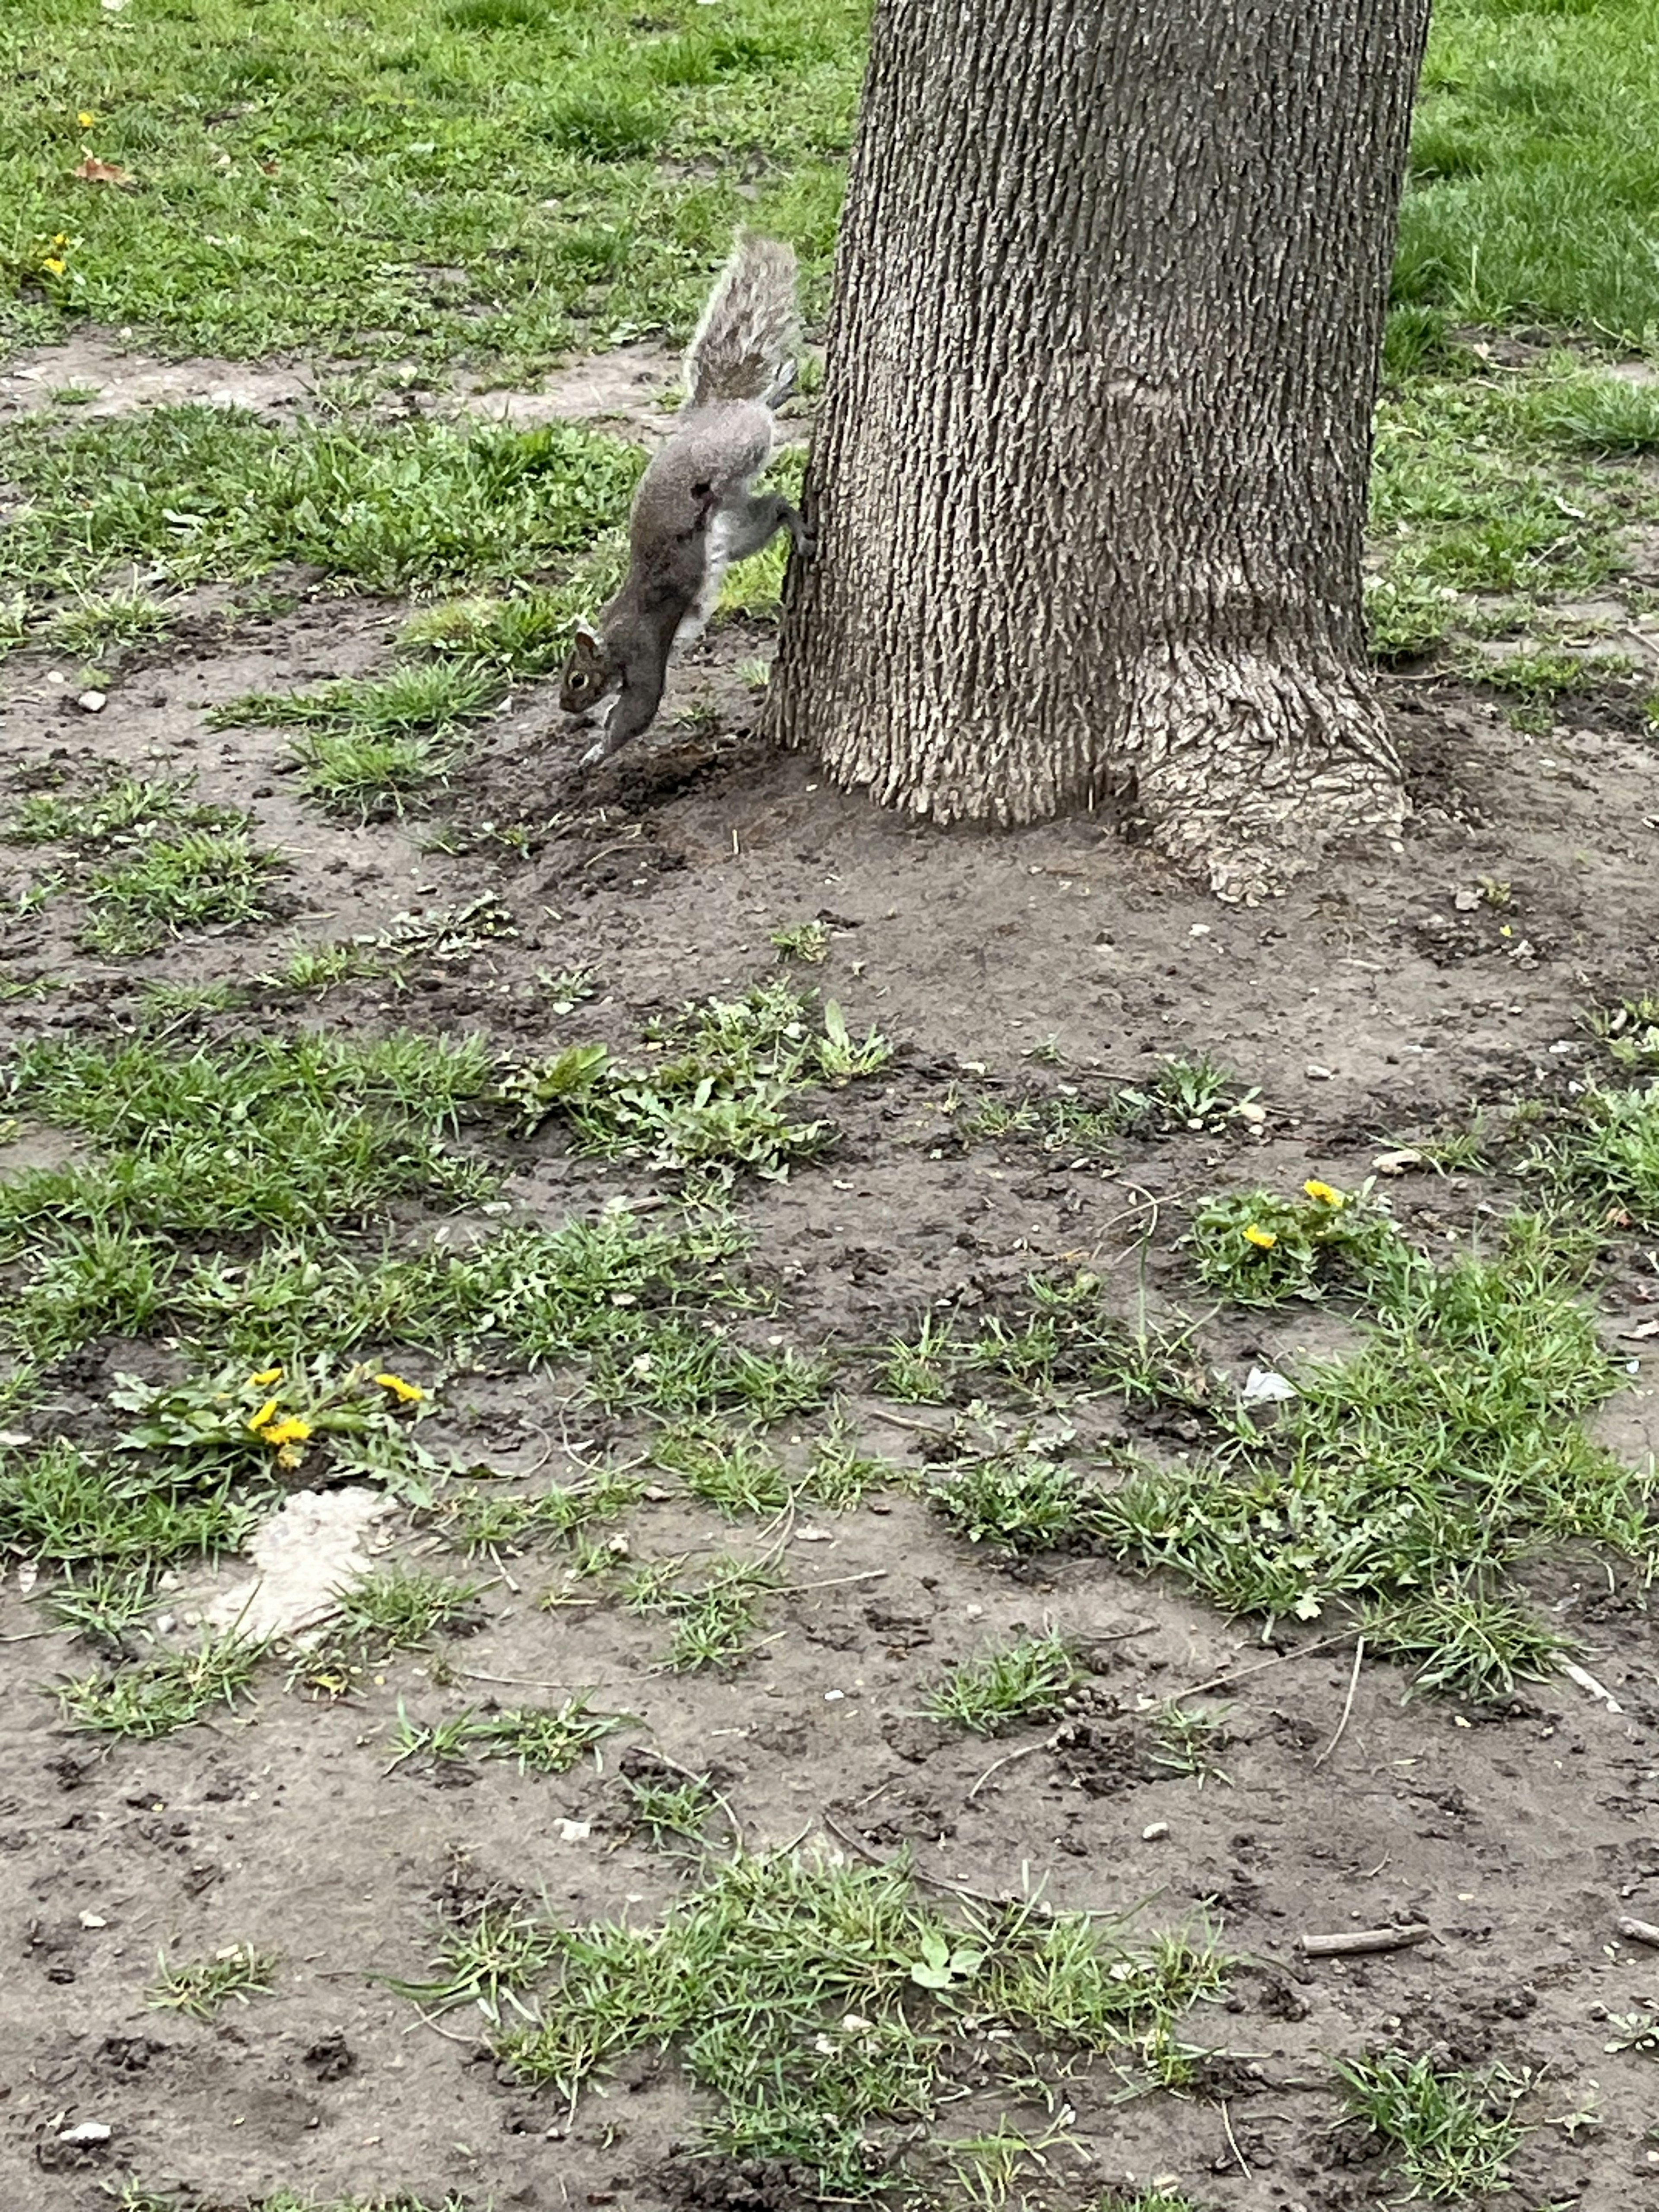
[78,110,96,127]
[41,257,66,277]
[373,1373,424,1404]
[249,1365,283,1387]
[1243,1224,1278,1250]
[247,1397,280,1433]
[1302,1180,1344,1208]
[261,1417,312,1447]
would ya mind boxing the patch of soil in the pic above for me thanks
[0,331,316,421]
[2,570,1659,2212]
[449,338,681,442]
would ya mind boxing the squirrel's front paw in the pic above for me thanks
[579,736,611,769]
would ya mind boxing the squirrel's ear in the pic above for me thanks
[574,618,601,648]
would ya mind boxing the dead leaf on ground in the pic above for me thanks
[72,155,132,185]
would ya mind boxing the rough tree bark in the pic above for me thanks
[766,0,1433,903]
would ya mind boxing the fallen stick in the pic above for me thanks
[1301,1924,1433,1958]
[1616,1915,1659,1947]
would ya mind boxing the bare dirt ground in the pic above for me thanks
[3,349,1659,2212]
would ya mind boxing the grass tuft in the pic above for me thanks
[334,1563,487,1651]
[82,828,283,956]
[925,1633,1084,1736]
[624,1552,783,1671]
[1334,2047,1530,2201]
[149,1942,280,2019]
[486,1852,1226,2195]
[1527,1082,1659,1226]
[57,1628,266,1739]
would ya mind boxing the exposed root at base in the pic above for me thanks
[1119,642,1406,903]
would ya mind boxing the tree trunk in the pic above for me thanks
[767,0,1432,903]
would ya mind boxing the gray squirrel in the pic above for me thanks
[559,232,810,766]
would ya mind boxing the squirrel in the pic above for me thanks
[559,231,810,766]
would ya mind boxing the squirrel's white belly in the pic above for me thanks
[674,512,734,656]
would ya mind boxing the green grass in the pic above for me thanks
[1367,362,1659,658]
[960,1056,1255,1157]
[0,0,862,371]
[149,1942,280,2020]
[1528,1081,1659,1225]
[446,1473,641,1558]
[4,770,241,848]
[504,979,890,1189]
[260,939,393,995]
[652,1418,793,1516]
[57,1626,265,1738]
[486,1851,1226,2195]
[0,1433,253,1585]
[929,1454,1095,1555]
[385,1695,631,1775]
[137,978,239,1022]
[82,827,283,955]
[333,1562,487,1650]
[0,406,642,611]
[43,585,175,664]
[802,1414,909,1509]
[1,771,280,953]
[1,1195,797,1426]
[625,1768,721,1847]
[1406,0,1659,343]
[925,1633,1084,1736]
[907,1207,1653,1703]
[1147,1702,1230,1784]
[0,1031,496,1254]
[877,1271,1208,1414]
[387,1894,565,2028]
[1334,2047,1530,2201]
[286,728,454,820]
[214,656,507,817]
[624,1551,783,1670]
[469,1696,632,1774]
[1094,1213,1650,1698]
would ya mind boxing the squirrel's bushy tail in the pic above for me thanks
[684,231,799,409]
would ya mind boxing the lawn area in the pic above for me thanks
[1,4,1658,2211]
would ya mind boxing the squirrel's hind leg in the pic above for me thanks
[718,490,810,564]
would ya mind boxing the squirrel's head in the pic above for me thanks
[560,620,618,717]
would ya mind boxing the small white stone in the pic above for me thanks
[1242,1367,1297,1405]
[76,690,107,713]
[58,2121,112,2147]
[1141,1821,1170,1842]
